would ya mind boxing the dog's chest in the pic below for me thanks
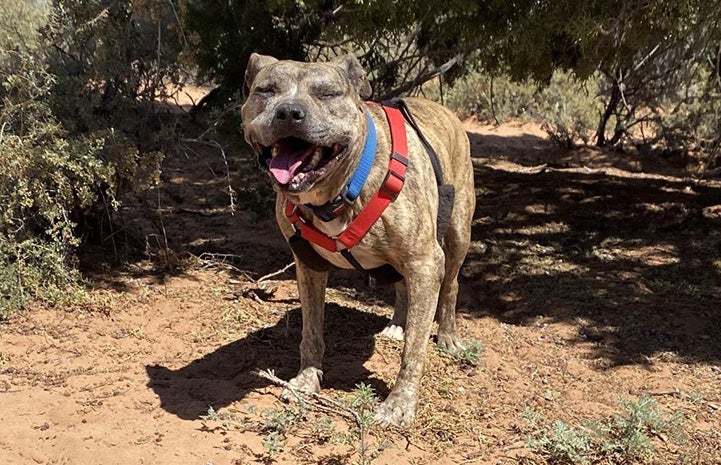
[309,217,387,270]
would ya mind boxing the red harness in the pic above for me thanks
[284,104,409,253]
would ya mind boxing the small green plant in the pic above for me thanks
[440,338,484,368]
[308,415,337,445]
[347,382,379,439]
[348,382,379,411]
[261,430,285,461]
[529,419,593,464]
[525,396,685,464]
[199,405,247,431]
[257,405,304,462]
[344,383,381,465]
[260,405,304,435]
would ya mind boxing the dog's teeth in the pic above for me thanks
[271,144,279,157]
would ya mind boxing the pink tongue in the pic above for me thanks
[269,146,314,184]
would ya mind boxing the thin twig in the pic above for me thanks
[256,262,295,283]
[256,369,364,423]
[166,0,188,46]
[378,53,464,100]
[256,369,369,458]
[490,74,500,125]
[195,252,255,278]
[181,138,236,213]
[699,166,721,179]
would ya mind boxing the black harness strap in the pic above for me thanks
[386,99,456,243]
[392,100,445,185]
[341,250,403,287]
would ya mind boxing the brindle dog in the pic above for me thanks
[241,53,475,427]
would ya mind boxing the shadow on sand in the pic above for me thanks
[146,303,389,420]
[460,158,721,366]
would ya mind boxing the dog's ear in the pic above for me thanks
[243,53,279,98]
[334,54,372,99]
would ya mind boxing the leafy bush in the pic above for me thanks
[0,0,47,52]
[536,72,603,146]
[655,67,721,157]
[434,70,600,146]
[0,0,181,317]
[430,72,537,121]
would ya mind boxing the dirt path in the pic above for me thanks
[2,112,721,464]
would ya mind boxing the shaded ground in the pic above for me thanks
[1,109,721,465]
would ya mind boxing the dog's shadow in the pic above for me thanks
[146,303,389,420]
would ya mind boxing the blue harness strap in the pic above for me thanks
[309,110,376,221]
[345,111,376,201]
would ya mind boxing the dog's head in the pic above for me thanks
[241,54,372,199]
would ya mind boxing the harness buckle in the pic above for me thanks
[390,151,409,166]
[312,186,351,222]
[380,152,408,201]
[381,169,405,201]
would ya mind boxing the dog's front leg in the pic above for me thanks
[375,247,444,428]
[283,257,328,399]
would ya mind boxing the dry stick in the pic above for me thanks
[195,252,253,277]
[256,369,370,462]
[181,138,236,213]
[256,262,295,283]
[195,254,292,283]
[166,0,188,46]
[490,74,500,126]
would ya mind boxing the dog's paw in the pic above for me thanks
[379,324,405,341]
[281,367,322,402]
[436,332,467,353]
[374,391,416,428]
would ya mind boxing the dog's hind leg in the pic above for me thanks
[379,280,408,341]
[282,257,328,400]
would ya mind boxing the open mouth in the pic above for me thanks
[257,137,345,190]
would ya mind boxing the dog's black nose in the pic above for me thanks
[275,103,306,122]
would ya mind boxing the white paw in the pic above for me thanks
[379,324,404,341]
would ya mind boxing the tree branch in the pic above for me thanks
[377,53,464,100]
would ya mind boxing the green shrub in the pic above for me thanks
[525,396,684,465]
[0,0,48,52]
[0,58,120,316]
[432,72,538,121]
[655,67,721,156]
[433,70,600,146]
[0,0,181,317]
[536,72,602,146]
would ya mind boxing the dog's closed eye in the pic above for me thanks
[312,86,344,100]
[253,84,277,96]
